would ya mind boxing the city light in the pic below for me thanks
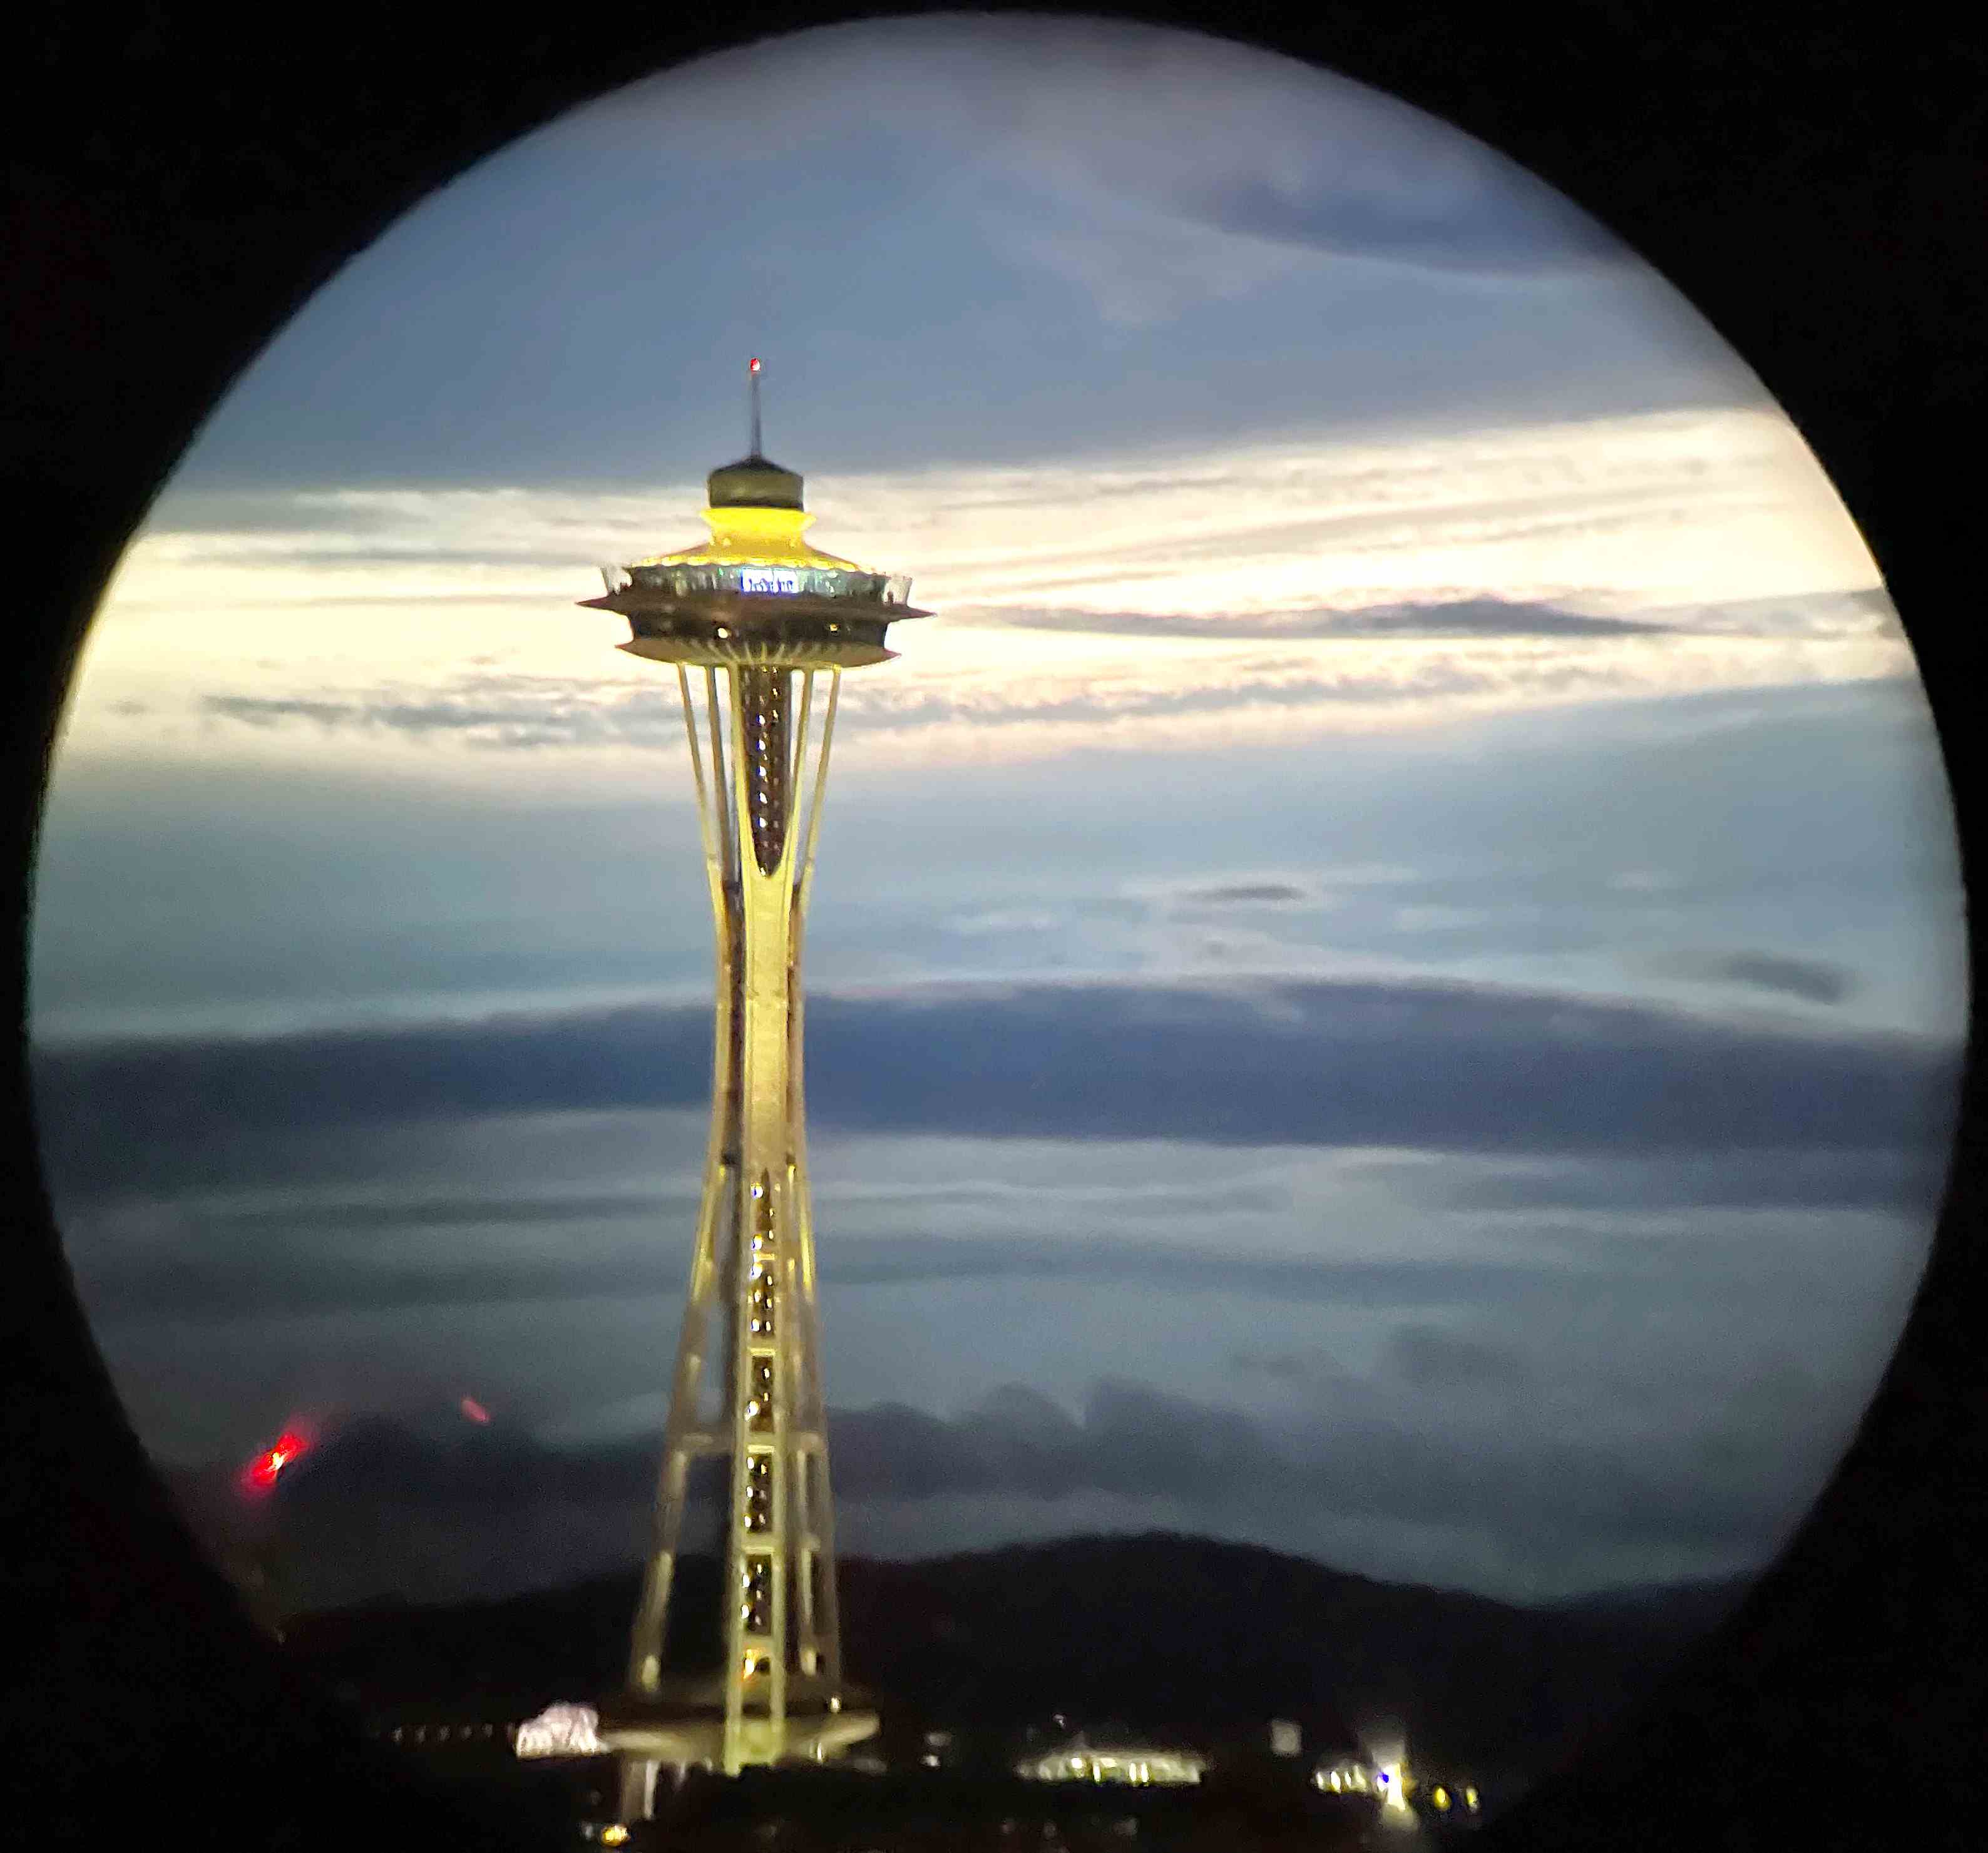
[1314,1757,1378,1795]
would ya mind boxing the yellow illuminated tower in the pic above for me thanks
[582,364,926,1792]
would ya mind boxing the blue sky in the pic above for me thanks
[164,17,1719,491]
[30,16,1964,1611]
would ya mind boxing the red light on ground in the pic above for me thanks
[238,1427,310,1497]
[459,1396,491,1425]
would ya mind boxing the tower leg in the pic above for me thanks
[615,1756,659,1825]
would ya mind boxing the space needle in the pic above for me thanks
[576,362,929,1800]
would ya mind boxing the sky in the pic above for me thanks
[28,16,1966,1615]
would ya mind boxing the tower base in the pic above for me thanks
[595,1676,879,1770]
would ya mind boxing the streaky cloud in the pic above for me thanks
[34,973,1961,1181]
[969,597,1674,640]
[1648,947,1859,1005]
[71,1233,1578,1329]
[1172,881,1312,907]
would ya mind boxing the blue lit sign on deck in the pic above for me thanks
[737,568,803,595]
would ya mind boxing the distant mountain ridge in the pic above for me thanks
[279,1530,1735,1784]
[1542,1572,1753,1636]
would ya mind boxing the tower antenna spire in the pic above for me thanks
[749,356,763,457]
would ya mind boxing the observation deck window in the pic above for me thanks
[623,562,909,605]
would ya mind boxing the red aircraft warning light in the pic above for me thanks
[238,1428,310,1497]
[460,1396,491,1425]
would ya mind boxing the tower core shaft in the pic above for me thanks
[618,661,854,1775]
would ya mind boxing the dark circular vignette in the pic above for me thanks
[3,4,1981,1849]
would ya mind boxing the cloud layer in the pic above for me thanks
[59,963,1947,1603]
[72,402,1896,780]
[35,973,1960,1177]
[973,597,1676,639]
[171,1345,1858,1613]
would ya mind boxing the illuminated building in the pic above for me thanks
[515,1703,609,1760]
[1017,1735,1209,1787]
[576,364,928,1798]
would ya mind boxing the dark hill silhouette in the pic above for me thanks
[281,1531,1722,1785]
[1541,1572,1751,1643]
